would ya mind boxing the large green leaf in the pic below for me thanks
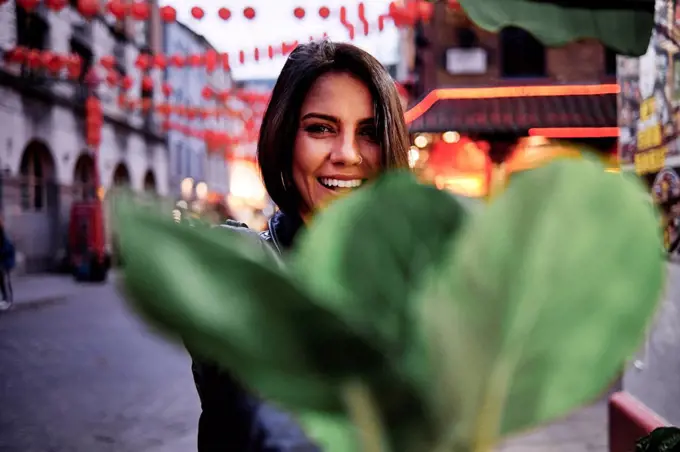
[457,0,653,56]
[293,172,470,450]
[420,159,665,450]
[114,199,383,414]
[293,172,468,357]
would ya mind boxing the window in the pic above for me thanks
[604,47,617,76]
[20,147,50,211]
[16,5,49,50]
[500,27,546,78]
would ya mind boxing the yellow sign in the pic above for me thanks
[640,97,655,121]
[634,147,667,174]
[637,124,662,150]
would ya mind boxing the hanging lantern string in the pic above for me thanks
[24,1,434,28]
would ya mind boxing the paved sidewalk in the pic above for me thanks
[8,272,117,310]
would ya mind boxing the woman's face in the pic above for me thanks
[292,72,381,217]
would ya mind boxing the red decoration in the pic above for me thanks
[160,5,176,22]
[17,0,39,11]
[135,54,150,70]
[205,50,217,73]
[293,7,305,18]
[243,7,256,19]
[44,0,68,11]
[358,2,369,35]
[99,55,116,70]
[45,54,64,74]
[77,0,100,17]
[107,0,127,19]
[26,50,41,69]
[106,71,119,86]
[253,48,260,61]
[141,76,154,91]
[162,83,172,97]
[153,54,167,69]
[188,54,203,67]
[191,6,204,19]
[130,2,149,20]
[267,45,274,59]
[221,53,230,70]
[339,6,355,40]
[170,54,185,67]
[121,76,133,90]
[319,6,330,18]
[66,55,82,79]
[202,86,213,100]
[218,7,231,20]
[239,51,245,64]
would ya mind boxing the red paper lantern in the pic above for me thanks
[253,48,260,61]
[267,45,274,59]
[130,2,149,20]
[191,6,204,19]
[293,7,305,18]
[202,86,213,100]
[66,55,82,79]
[218,7,231,20]
[107,0,127,19]
[188,54,203,67]
[26,50,41,69]
[99,55,116,70]
[170,54,185,67]
[77,0,100,17]
[243,7,256,19]
[106,71,118,86]
[205,50,217,73]
[319,6,330,18]
[17,0,39,11]
[162,83,172,97]
[141,76,154,91]
[153,54,166,69]
[160,5,176,22]
[44,0,68,11]
[45,54,64,74]
[121,76,133,90]
[135,54,150,70]
[221,53,230,70]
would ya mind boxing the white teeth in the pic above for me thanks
[319,178,363,189]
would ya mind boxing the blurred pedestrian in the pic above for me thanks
[0,218,15,311]
[189,40,409,451]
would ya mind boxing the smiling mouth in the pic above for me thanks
[318,177,365,190]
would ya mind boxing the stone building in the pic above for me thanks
[163,21,232,201]
[0,1,169,273]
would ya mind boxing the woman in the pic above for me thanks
[191,40,410,451]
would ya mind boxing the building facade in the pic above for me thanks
[163,21,231,201]
[0,1,169,273]
[404,4,619,160]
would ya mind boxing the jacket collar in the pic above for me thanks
[267,210,303,253]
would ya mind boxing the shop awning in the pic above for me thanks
[408,88,618,134]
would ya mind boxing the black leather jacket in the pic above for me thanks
[191,211,320,452]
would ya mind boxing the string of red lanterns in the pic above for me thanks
[13,0,435,29]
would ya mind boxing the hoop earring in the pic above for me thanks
[358,155,363,165]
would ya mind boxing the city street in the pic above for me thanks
[0,274,610,452]
[0,276,200,452]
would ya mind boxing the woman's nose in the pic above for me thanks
[329,132,362,166]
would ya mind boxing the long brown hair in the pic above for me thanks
[257,40,410,215]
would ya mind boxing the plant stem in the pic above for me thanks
[341,379,387,452]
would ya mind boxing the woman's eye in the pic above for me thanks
[359,126,378,141]
[305,124,333,134]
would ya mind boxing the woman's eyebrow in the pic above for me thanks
[300,113,338,123]
[358,117,375,125]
